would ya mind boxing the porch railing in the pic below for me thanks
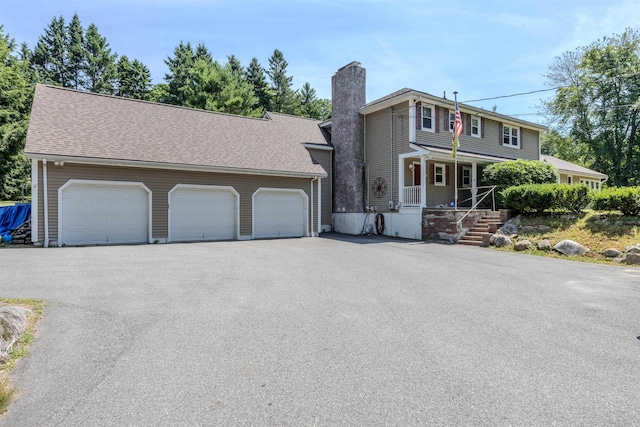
[403,186,421,207]
[455,185,497,227]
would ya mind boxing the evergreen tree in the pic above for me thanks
[164,41,198,105]
[66,13,85,89]
[0,27,33,199]
[148,83,169,103]
[227,54,244,79]
[32,16,68,86]
[298,82,320,119]
[246,57,271,113]
[83,23,116,94]
[266,49,298,114]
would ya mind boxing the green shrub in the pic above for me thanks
[483,159,559,187]
[591,187,640,216]
[501,184,591,213]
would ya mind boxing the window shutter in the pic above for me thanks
[520,127,524,149]
[457,165,463,186]
[443,108,449,131]
[429,163,434,185]
[498,123,503,145]
[481,118,485,138]
[435,106,440,133]
[465,113,471,135]
[416,102,422,130]
[446,165,450,186]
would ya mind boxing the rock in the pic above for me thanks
[490,233,511,247]
[625,245,640,254]
[538,225,551,231]
[537,239,553,251]
[500,222,519,236]
[602,248,622,258]
[621,253,640,265]
[554,239,589,256]
[0,305,33,362]
[514,240,532,251]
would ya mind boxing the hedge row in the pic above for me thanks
[501,184,590,213]
[591,187,640,216]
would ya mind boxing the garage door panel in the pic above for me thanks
[254,190,306,239]
[170,187,237,242]
[61,183,149,246]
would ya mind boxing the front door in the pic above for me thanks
[413,164,421,186]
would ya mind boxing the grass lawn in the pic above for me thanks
[494,210,640,265]
[0,299,46,414]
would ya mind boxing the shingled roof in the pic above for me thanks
[25,84,327,177]
[541,154,608,179]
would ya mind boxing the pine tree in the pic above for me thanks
[164,41,197,105]
[267,49,298,114]
[32,16,68,86]
[227,54,244,79]
[83,23,116,93]
[0,27,33,199]
[66,13,85,89]
[298,82,320,118]
[246,57,271,113]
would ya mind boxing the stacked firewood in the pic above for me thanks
[10,219,31,244]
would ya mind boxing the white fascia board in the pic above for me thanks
[24,154,328,179]
[302,143,334,151]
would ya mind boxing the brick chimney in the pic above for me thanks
[331,61,366,213]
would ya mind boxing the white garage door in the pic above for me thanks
[169,185,237,242]
[60,182,149,246]
[253,189,307,238]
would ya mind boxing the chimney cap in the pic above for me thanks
[337,61,362,72]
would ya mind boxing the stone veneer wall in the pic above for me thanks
[422,209,487,243]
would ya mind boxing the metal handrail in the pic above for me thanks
[455,185,497,227]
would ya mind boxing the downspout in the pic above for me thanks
[311,177,318,237]
[31,158,38,243]
[364,114,368,211]
[43,158,49,248]
[317,177,322,235]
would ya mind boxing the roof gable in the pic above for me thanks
[25,85,327,177]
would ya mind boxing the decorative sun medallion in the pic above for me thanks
[372,177,387,198]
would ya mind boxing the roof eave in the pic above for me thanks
[25,153,328,179]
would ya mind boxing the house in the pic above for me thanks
[25,84,330,246]
[329,62,549,240]
[540,154,607,190]
[26,61,606,246]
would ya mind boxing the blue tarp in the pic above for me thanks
[0,203,31,242]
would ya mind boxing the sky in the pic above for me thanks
[2,0,639,124]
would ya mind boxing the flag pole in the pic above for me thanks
[453,91,458,210]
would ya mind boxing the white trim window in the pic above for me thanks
[471,116,481,138]
[580,179,601,190]
[462,167,471,187]
[503,124,519,148]
[449,112,455,131]
[422,105,434,131]
[567,175,573,184]
[434,163,445,186]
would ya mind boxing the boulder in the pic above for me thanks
[537,239,553,251]
[554,239,589,256]
[514,240,532,251]
[500,222,519,236]
[624,245,640,254]
[0,305,32,362]
[602,248,622,258]
[621,253,640,265]
[490,233,511,247]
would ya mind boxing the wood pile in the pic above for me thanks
[10,219,31,244]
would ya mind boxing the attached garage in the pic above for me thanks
[168,184,238,242]
[59,180,151,246]
[253,188,308,239]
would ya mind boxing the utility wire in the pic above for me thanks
[462,87,563,104]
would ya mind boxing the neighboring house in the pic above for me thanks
[540,154,608,190]
[25,84,330,247]
[26,62,607,246]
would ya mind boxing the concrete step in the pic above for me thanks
[458,240,484,246]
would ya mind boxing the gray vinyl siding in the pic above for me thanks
[416,113,540,161]
[364,103,410,212]
[307,147,332,227]
[425,161,455,207]
[38,162,316,243]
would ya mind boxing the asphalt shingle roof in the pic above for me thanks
[540,154,608,179]
[25,84,327,177]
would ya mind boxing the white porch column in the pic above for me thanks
[420,155,427,207]
[471,162,478,207]
[398,156,405,206]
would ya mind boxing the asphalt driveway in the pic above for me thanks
[2,234,640,426]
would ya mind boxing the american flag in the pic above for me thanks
[452,101,462,157]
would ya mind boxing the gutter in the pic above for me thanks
[24,153,327,179]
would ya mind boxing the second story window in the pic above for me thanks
[503,124,519,148]
[422,105,434,131]
[471,116,481,137]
